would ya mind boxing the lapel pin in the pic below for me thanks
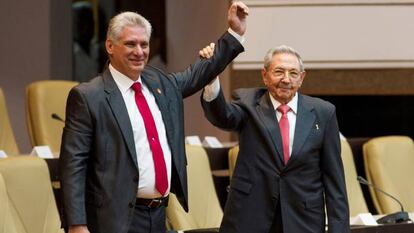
[315,124,319,130]
[156,88,162,94]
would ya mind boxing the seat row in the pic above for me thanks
[0,145,222,232]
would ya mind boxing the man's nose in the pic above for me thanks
[281,73,291,83]
[133,45,144,55]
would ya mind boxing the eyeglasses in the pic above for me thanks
[270,68,302,80]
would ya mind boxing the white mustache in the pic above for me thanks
[278,85,292,89]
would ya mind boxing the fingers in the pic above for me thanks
[229,1,249,18]
[199,42,215,59]
[228,1,249,36]
[235,1,249,17]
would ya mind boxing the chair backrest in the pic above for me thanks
[340,139,369,217]
[0,87,19,155]
[0,173,18,233]
[26,80,78,153]
[228,146,239,179]
[166,145,223,231]
[0,156,63,233]
[363,136,414,214]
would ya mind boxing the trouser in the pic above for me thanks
[127,204,166,233]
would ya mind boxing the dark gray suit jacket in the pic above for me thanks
[201,88,350,233]
[59,32,244,233]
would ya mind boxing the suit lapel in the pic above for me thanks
[102,70,138,169]
[141,73,174,147]
[290,94,315,163]
[256,93,285,168]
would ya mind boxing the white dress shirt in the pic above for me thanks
[203,80,298,157]
[110,64,172,198]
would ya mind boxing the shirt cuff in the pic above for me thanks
[203,77,221,102]
[227,28,245,44]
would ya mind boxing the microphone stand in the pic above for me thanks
[357,176,411,224]
[51,113,65,123]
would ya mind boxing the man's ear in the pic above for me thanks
[105,39,113,55]
[261,68,268,86]
[299,71,306,86]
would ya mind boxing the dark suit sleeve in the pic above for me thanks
[59,87,93,226]
[201,88,245,131]
[170,32,244,98]
[321,107,350,233]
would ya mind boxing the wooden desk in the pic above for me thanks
[178,223,414,233]
[351,223,414,233]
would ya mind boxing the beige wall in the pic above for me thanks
[236,0,414,70]
[166,0,233,143]
[0,0,71,153]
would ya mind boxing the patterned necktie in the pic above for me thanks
[131,82,168,196]
[277,104,290,165]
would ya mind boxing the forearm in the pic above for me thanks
[173,32,244,98]
[201,89,243,131]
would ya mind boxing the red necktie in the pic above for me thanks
[277,104,290,165]
[131,82,168,196]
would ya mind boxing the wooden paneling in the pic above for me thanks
[232,69,414,95]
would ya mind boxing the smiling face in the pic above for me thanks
[261,53,306,104]
[106,25,150,81]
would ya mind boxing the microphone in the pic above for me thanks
[357,176,411,224]
[51,113,65,123]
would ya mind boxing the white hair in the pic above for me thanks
[107,11,152,42]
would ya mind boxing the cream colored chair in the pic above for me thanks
[228,142,369,217]
[340,139,369,217]
[0,156,63,233]
[228,146,239,179]
[166,145,223,231]
[0,87,19,155]
[0,173,18,233]
[26,80,78,153]
[363,136,414,214]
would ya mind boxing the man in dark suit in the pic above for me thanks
[201,45,350,233]
[59,2,248,233]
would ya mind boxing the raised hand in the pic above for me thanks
[199,43,215,59]
[228,1,249,36]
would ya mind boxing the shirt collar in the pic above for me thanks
[109,64,141,94]
[269,92,298,115]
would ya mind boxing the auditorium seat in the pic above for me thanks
[26,80,78,154]
[363,136,414,214]
[0,87,19,155]
[166,145,223,231]
[228,145,239,179]
[341,139,369,217]
[0,156,63,233]
[0,173,18,233]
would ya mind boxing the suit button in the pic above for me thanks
[129,202,134,208]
